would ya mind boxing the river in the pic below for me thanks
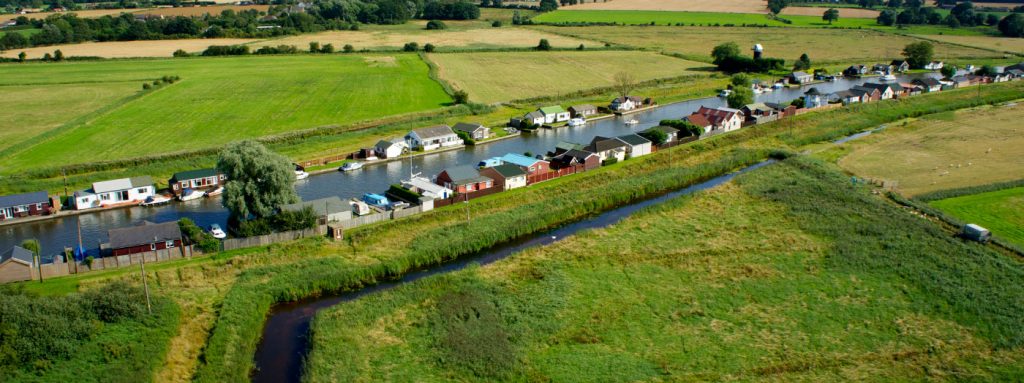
[0,73,937,258]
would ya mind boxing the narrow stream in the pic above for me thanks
[249,160,776,383]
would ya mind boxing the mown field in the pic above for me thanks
[0,54,452,172]
[561,0,767,13]
[916,34,1024,55]
[427,50,709,103]
[534,26,1000,63]
[0,38,260,59]
[838,103,1024,196]
[304,157,1024,381]
[931,186,1024,248]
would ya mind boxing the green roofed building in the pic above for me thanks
[537,105,570,124]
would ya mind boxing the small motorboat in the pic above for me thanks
[881,74,897,82]
[718,89,732,97]
[141,195,171,207]
[624,119,639,125]
[751,86,763,95]
[208,224,226,239]
[205,187,224,197]
[567,117,586,127]
[178,188,204,202]
[772,82,784,89]
[340,162,363,172]
[295,170,309,180]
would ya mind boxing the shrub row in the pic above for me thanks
[914,178,1024,202]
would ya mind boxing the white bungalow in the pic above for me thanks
[405,125,463,151]
[73,177,155,210]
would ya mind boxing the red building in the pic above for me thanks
[436,165,494,193]
[0,191,51,221]
[108,221,183,256]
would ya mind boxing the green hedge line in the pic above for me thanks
[915,178,1024,202]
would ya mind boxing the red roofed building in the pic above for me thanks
[685,106,743,134]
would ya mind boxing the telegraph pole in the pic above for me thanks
[141,237,154,314]
[464,191,470,224]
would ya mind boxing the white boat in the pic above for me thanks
[718,89,732,97]
[624,119,639,125]
[881,74,897,82]
[567,117,586,127]
[209,224,227,239]
[295,170,309,180]
[205,187,224,197]
[751,87,763,95]
[340,162,363,172]
[773,82,784,89]
[179,188,204,201]
[141,195,171,207]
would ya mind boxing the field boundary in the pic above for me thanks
[915,178,1024,202]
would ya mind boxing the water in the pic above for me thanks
[0,74,937,257]
[250,160,776,383]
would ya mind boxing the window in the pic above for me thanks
[150,243,156,251]
[101,194,110,201]
[137,188,147,194]
[36,203,42,210]
[166,240,175,248]
[14,205,27,213]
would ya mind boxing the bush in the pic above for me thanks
[230,207,317,237]
[179,218,221,253]
[321,43,335,53]
[536,38,551,51]
[173,49,189,57]
[142,83,151,90]
[387,184,422,203]
[602,157,618,166]
[424,43,436,52]
[343,44,355,53]
[453,90,469,104]
[202,45,249,56]
[576,43,585,50]
[403,42,419,52]
[492,20,502,27]
[426,20,447,30]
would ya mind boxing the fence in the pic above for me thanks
[527,165,584,185]
[654,136,699,151]
[298,153,354,168]
[222,226,325,251]
[433,186,503,208]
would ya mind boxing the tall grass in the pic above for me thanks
[915,178,1024,202]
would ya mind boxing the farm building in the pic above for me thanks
[0,246,34,284]
[616,134,652,158]
[169,168,226,196]
[538,106,571,124]
[73,177,155,210]
[0,191,51,221]
[107,221,182,257]
[281,196,351,223]
[551,149,600,171]
[568,104,598,118]
[436,165,494,193]
[374,138,408,159]
[480,164,528,191]
[499,153,550,176]
[586,136,629,163]
[453,122,491,141]
[405,125,463,151]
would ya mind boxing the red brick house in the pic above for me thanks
[0,191,51,221]
[436,165,494,193]
[108,221,183,257]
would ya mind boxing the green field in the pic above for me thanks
[304,157,1024,381]
[533,10,997,35]
[535,26,1001,63]
[0,27,40,38]
[931,186,1024,247]
[427,50,710,103]
[0,54,451,172]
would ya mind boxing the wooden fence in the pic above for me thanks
[433,186,503,208]
[222,226,326,251]
[527,165,585,185]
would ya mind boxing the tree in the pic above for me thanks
[539,0,558,12]
[638,128,668,145]
[53,49,63,61]
[403,42,419,51]
[945,13,961,28]
[727,87,753,108]
[886,0,902,7]
[218,140,298,221]
[877,9,897,25]
[42,52,52,61]
[902,41,933,69]
[940,65,956,79]
[999,14,1024,37]
[790,97,805,108]
[453,90,469,104]
[536,38,551,51]
[823,8,840,24]
[905,0,922,8]
[343,44,355,53]
[173,49,189,57]
[309,41,320,53]
[793,53,811,70]
[426,19,447,29]
[710,42,741,65]
[492,20,502,27]
[985,13,999,26]
[613,71,636,100]
[424,43,436,52]
[321,43,335,53]
[730,73,752,88]
[767,0,788,14]
[577,43,585,50]
[18,52,26,62]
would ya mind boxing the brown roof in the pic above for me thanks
[685,113,712,127]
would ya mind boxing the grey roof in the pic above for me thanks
[563,149,597,160]
[410,125,455,139]
[832,90,858,98]
[791,71,810,78]
[588,136,628,152]
[555,141,585,151]
[442,165,492,185]
[281,196,347,216]
[1008,69,1024,76]
[804,87,824,96]
[108,221,181,250]
[489,164,527,178]
[453,122,487,133]
[93,176,153,194]
[524,111,544,119]
[170,168,219,183]
[644,125,679,135]
[861,82,901,92]
[0,191,48,208]
[1,246,34,266]
[913,77,941,87]
[617,134,651,146]
[569,104,597,111]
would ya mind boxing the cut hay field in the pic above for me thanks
[916,34,1024,55]
[562,0,767,13]
[534,26,1000,63]
[532,9,883,27]
[0,81,140,152]
[427,50,709,103]
[931,187,1024,247]
[136,4,269,17]
[781,6,880,17]
[838,103,1024,197]
[305,157,1024,381]
[0,54,451,172]
[0,38,259,59]
[260,24,591,52]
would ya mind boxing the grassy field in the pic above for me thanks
[304,157,1024,381]
[931,186,1024,247]
[916,34,1024,55]
[838,102,1024,196]
[0,81,140,152]
[561,0,767,13]
[0,54,452,172]
[534,26,1000,63]
[427,50,709,103]
[0,38,259,59]
[782,6,880,17]
[258,23,592,52]
[0,28,40,39]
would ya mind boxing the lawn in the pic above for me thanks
[0,28,40,38]
[304,157,1024,381]
[838,102,1024,197]
[931,186,1024,247]
[534,25,1000,63]
[426,50,710,103]
[0,54,452,172]
[0,81,140,153]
